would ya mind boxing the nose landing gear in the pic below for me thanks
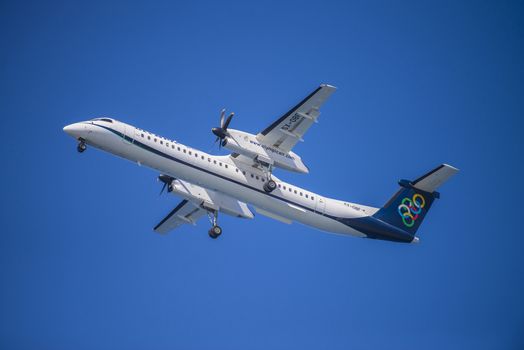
[207,210,223,239]
[77,139,86,153]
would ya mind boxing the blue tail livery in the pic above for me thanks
[373,164,459,242]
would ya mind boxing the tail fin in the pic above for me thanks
[373,164,459,237]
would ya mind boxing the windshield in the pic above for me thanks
[92,118,113,123]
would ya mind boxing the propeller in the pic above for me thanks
[211,108,234,149]
[158,174,175,195]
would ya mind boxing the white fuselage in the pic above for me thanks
[65,119,379,237]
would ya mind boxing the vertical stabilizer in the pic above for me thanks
[373,164,459,237]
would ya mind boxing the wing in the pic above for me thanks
[153,178,255,234]
[256,84,336,153]
[153,199,208,234]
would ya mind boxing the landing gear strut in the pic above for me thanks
[77,139,86,153]
[207,210,222,239]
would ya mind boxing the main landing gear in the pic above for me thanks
[263,179,277,193]
[207,210,222,239]
[77,138,86,153]
[262,164,276,193]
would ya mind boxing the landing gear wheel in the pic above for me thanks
[77,141,86,153]
[263,179,277,193]
[208,225,222,239]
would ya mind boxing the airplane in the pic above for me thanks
[63,84,458,243]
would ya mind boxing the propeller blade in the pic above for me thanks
[159,182,167,195]
[158,174,175,195]
[220,108,226,128]
[223,112,234,131]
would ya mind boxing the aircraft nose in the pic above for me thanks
[63,123,84,138]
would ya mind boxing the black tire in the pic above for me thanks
[208,226,221,239]
[208,229,217,239]
[77,143,86,153]
[263,180,276,193]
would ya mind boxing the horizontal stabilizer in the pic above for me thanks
[412,164,459,193]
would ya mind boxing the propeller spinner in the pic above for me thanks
[158,174,175,195]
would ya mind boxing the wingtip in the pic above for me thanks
[320,83,337,89]
[442,163,460,173]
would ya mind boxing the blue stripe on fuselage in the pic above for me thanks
[90,122,413,243]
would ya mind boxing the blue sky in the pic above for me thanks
[1,0,523,349]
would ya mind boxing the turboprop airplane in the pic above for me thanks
[63,84,458,243]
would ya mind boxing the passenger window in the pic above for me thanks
[147,136,151,140]
[294,190,297,194]
[208,158,211,162]
[311,196,315,200]
[289,188,292,192]
[283,186,286,190]
[251,174,254,178]
[172,145,175,149]
[305,194,309,198]
[213,160,217,164]
[225,164,228,169]
[277,184,281,188]
[201,156,204,160]
[242,171,246,175]
[219,162,222,166]
[154,138,157,142]
[255,176,259,180]
[300,192,303,196]
[195,153,198,158]
[183,149,186,153]
[188,151,192,155]
[141,133,144,138]
[235,168,238,173]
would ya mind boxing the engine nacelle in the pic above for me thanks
[222,129,309,174]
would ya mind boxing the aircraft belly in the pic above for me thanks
[163,163,362,237]
[91,133,365,238]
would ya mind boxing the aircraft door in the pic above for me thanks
[315,196,326,214]
[122,124,134,145]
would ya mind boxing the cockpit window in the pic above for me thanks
[93,118,113,123]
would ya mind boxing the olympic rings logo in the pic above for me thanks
[397,194,426,228]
